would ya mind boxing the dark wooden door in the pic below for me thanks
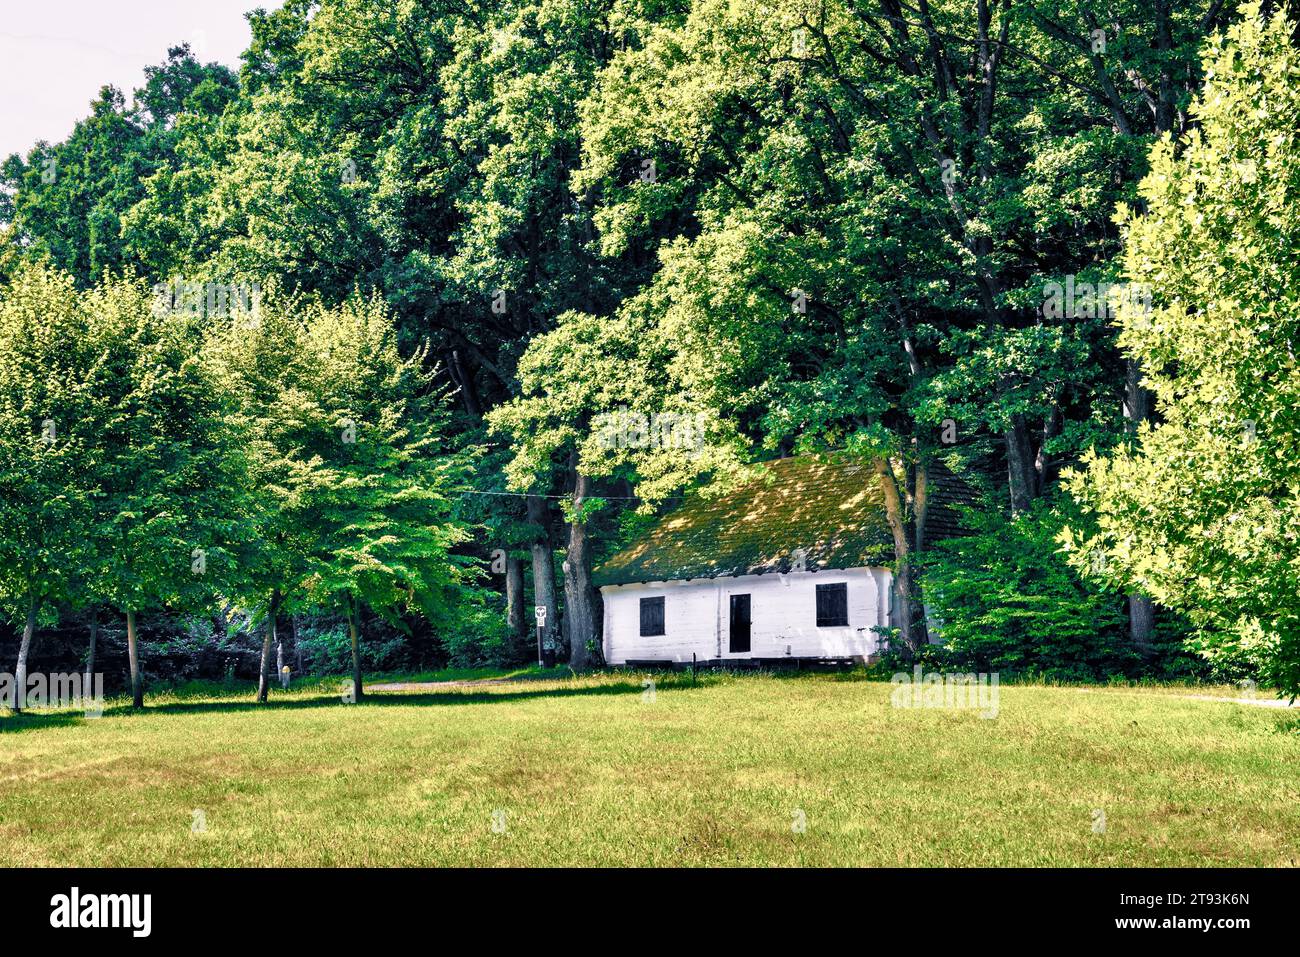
[729,594,751,653]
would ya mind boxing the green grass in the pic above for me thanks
[367,664,573,684]
[0,671,1295,866]
[153,664,570,700]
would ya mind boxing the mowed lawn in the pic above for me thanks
[0,672,1295,866]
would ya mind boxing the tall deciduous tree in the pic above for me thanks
[205,284,313,702]
[1029,0,1234,653]
[284,293,476,700]
[1064,5,1300,698]
[0,266,100,711]
[82,274,243,709]
[1,46,238,286]
[566,0,1225,651]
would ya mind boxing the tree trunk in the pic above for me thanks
[345,598,363,701]
[125,608,143,709]
[257,591,279,703]
[292,614,303,674]
[84,605,99,685]
[1153,0,1177,135]
[874,457,927,653]
[526,494,558,658]
[276,604,295,680]
[505,556,526,645]
[892,562,925,652]
[1123,358,1153,427]
[562,470,601,670]
[1036,403,1063,495]
[1129,595,1155,657]
[13,593,38,713]
[1006,416,1036,515]
[447,349,483,419]
[913,462,929,553]
[1124,357,1156,651]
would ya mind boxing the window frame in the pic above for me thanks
[639,596,666,636]
[815,582,849,628]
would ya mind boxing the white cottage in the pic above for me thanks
[595,456,971,665]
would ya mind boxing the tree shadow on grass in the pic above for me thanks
[0,670,733,731]
[144,680,658,717]
[0,710,92,734]
[0,678,658,730]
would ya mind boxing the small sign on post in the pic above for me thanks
[534,605,547,668]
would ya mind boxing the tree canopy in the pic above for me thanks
[1065,4,1300,697]
[0,0,1294,700]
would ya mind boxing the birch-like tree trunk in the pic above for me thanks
[345,598,363,701]
[562,470,601,669]
[505,556,526,647]
[526,494,558,658]
[126,608,143,709]
[13,594,38,713]
[84,606,99,686]
[257,591,279,703]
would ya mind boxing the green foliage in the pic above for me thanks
[79,273,244,618]
[294,620,410,677]
[1,47,237,285]
[210,284,482,637]
[569,0,1153,468]
[282,293,477,626]
[925,497,1203,681]
[1064,5,1300,697]
[0,262,480,698]
[438,591,525,668]
[0,0,1271,692]
[0,266,103,620]
[0,264,242,624]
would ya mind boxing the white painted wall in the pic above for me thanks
[600,567,892,664]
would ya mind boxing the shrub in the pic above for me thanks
[295,618,409,676]
[921,496,1208,682]
[436,589,528,668]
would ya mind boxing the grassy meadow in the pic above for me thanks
[0,671,1295,867]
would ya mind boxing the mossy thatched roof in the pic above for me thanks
[594,456,975,587]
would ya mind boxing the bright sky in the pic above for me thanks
[0,0,283,160]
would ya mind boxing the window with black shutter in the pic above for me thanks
[639,596,665,636]
[815,582,848,627]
